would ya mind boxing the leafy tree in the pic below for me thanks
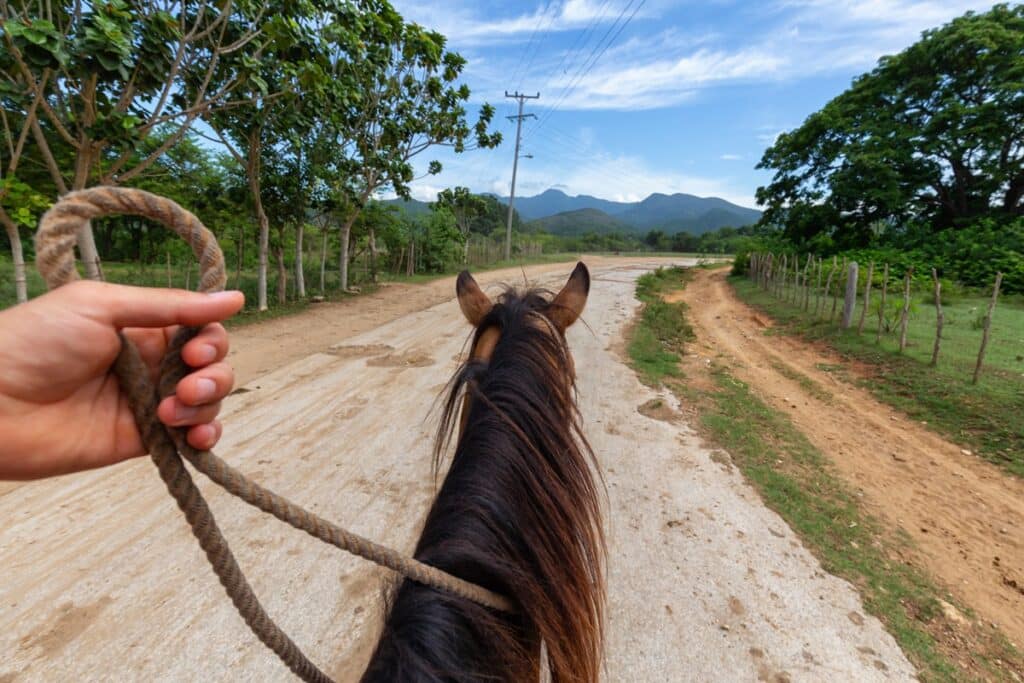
[0,0,266,279]
[416,205,463,272]
[757,4,1024,246]
[468,195,521,236]
[435,186,485,261]
[335,18,501,290]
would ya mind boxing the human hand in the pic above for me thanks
[0,281,245,480]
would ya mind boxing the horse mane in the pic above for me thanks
[361,285,605,682]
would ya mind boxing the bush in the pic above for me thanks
[732,251,751,276]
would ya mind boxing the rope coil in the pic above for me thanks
[35,186,513,683]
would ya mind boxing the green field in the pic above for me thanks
[732,276,1024,477]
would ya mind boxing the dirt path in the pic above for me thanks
[0,258,913,681]
[678,267,1024,644]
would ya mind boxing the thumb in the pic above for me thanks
[70,281,245,329]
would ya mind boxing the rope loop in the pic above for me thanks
[34,186,513,683]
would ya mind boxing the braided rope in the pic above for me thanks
[34,187,513,683]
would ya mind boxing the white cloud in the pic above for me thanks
[394,0,632,46]
[549,46,785,110]
[720,154,743,161]
[461,0,998,112]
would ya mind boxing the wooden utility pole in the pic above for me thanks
[503,91,539,260]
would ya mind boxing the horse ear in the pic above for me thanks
[549,262,590,332]
[456,270,492,326]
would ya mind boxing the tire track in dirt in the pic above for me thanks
[678,267,1024,644]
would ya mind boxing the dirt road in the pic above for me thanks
[1,258,913,681]
[679,267,1024,644]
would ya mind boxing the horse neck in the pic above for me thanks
[362,312,604,683]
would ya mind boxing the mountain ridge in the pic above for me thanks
[502,188,760,234]
[384,187,761,236]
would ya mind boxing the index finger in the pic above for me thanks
[71,281,245,329]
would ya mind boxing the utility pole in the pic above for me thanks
[504,91,538,260]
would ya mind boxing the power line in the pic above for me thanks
[516,3,563,92]
[526,126,654,192]
[508,4,552,89]
[527,0,646,138]
[526,0,638,132]
[539,0,615,96]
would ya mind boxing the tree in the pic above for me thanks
[199,1,331,310]
[0,0,266,279]
[435,186,485,261]
[335,19,501,290]
[756,4,1024,246]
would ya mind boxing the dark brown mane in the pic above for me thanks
[361,284,605,682]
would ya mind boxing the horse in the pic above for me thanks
[360,262,605,683]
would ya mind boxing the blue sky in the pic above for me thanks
[389,0,997,208]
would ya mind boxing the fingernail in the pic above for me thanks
[174,403,199,422]
[194,378,217,402]
[207,290,241,301]
[197,345,217,364]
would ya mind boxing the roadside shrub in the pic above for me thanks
[732,251,751,276]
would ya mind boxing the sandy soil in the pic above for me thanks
[677,267,1024,646]
[0,257,913,681]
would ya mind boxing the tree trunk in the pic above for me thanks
[235,224,244,290]
[320,228,328,295]
[255,198,270,310]
[339,219,353,291]
[295,221,306,298]
[246,133,269,311]
[1,211,27,303]
[274,245,287,304]
[72,148,102,281]
[368,226,378,284]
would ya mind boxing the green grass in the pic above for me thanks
[700,367,962,681]
[628,267,695,385]
[768,360,834,403]
[626,266,1023,682]
[732,277,1024,478]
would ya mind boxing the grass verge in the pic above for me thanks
[626,266,1023,682]
[627,266,694,385]
[729,277,1024,479]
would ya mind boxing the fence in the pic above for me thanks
[746,253,1022,385]
[466,236,544,268]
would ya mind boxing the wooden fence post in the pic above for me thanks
[972,272,1004,384]
[789,255,798,303]
[857,261,873,334]
[842,261,858,328]
[876,263,889,343]
[778,254,787,298]
[930,268,943,366]
[822,262,836,320]
[898,267,913,352]
[803,256,813,310]
[815,258,823,315]
[830,258,841,323]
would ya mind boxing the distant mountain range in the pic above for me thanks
[383,188,761,236]
[506,189,761,235]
